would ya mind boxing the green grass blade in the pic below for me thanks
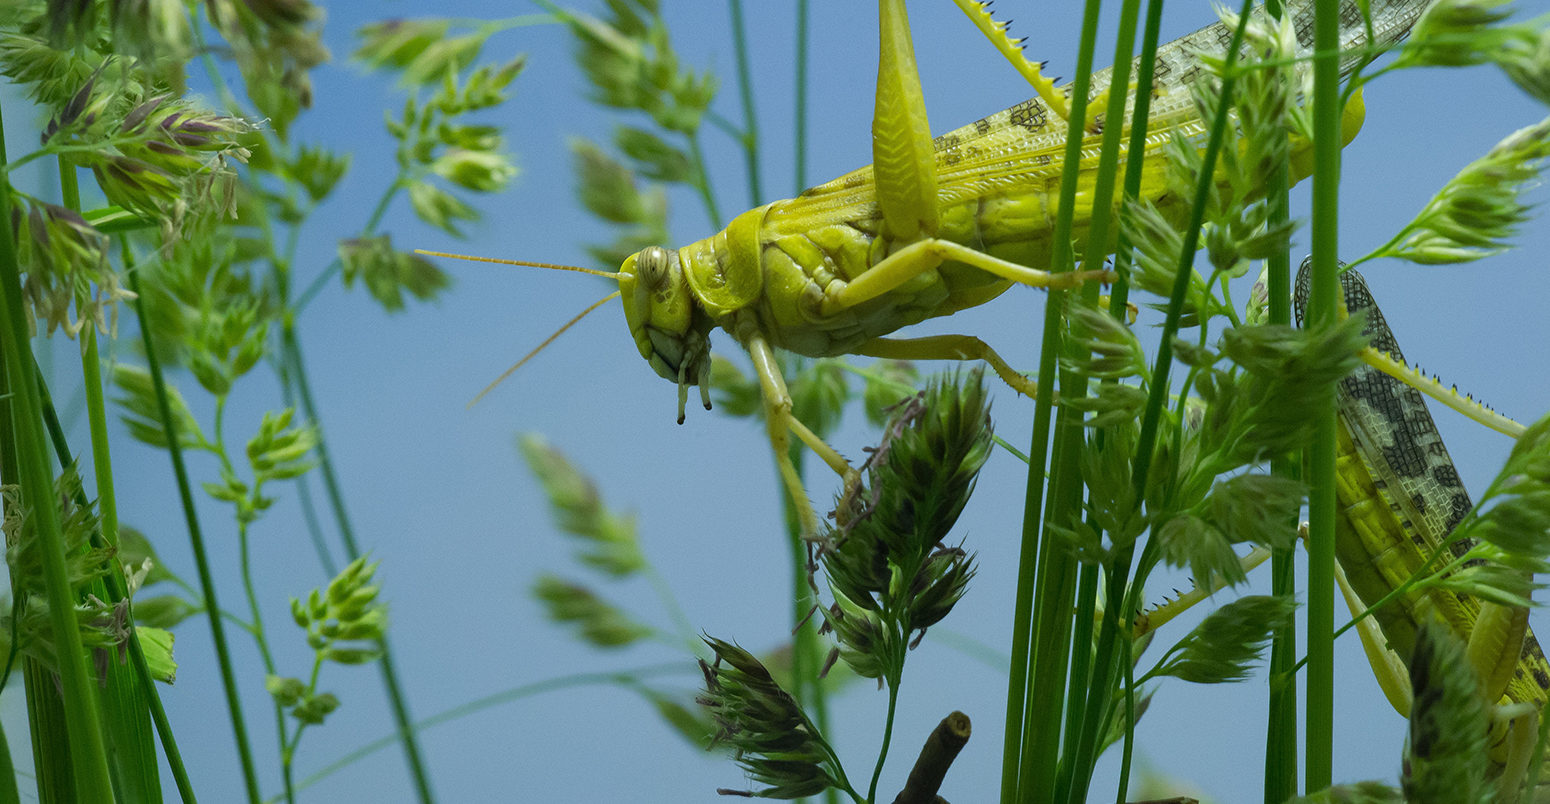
[1303,0,1344,791]
[0,96,114,804]
[58,152,163,804]
[126,248,264,804]
[36,358,197,802]
[1262,4,1300,799]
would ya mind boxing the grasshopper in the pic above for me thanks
[1296,264,1550,800]
[426,0,1433,539]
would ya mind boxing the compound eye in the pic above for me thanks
[639,246,672,290]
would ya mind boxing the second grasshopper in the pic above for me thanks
[1298,264,1550,801]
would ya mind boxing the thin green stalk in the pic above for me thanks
[928,628,1010,671]
[1106,0,1166,313]
[291,260,336,316]
[785,490,811,699]
[1057,562,1099,776]
[773,419,830,804]
[789,10,823,791]
[1262,2,1299,797]
[1075,0,1143,278]
[1121,0,1253,619]
[704,110,745,142]
[1304,0,1343,791]
[687,133,723,230]
[291,467,339,577]
[3,137,152,173]
[1018,508,1077,802]
[61,152,166,804]
[641,563,698,651]
[0,577,18,694]
[1264,506,1299,802]
[246,92,430,800]
[793,0,809,195]
[999,449,1041,801]
[867,679,902,804]
[1053,0,1144,795]
[21,661,74,803]
[229,515,293,803]
[726,0,762,207]
[35,360,198,803]
[0,94,115,804]
[126,246,263,804]
[0,357,61,799]
[1096,4,1166,785]
[280,657,326,767]
[1114,636,1137,803]
[1042,428,1092,804]
[235,522,278,676]
[0,708,18,804]
[1060,4,1259,799]
[280,331,435,802]
[0,346,75,803]
[53,162,112,538]
[1012,0,1105,798]
[284,662,692,800]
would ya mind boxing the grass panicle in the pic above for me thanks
[1395,0,1550,104]
[1143,595,1297,685]
[517,434,716,754]
[1359,116,1550,267]
[819,370,991,682]
[519,433,646,577]
[698,636,852,801]
[532,574,654,649]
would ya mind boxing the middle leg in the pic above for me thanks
[856,334,1043,399]
[823,237,1114,316]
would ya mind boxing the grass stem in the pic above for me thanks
[126,245,263,804]
[727,0,763,207]
[0,91,115,804]
[280,331,437,803]
[1262,3,1300,798]
[867,680,902,803]
[1303,0,1344,789]
[1011,0,1106,798]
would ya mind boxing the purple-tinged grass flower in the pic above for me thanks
[11,199,128,337]
[698,637,849,799]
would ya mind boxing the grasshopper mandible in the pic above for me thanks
[1296,264,1550,800]
[424,0,1433,538]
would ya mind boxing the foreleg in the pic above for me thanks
[745,333,861,540]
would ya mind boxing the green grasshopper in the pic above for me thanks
[1296,264,1550,800]
[426,0,1433,538]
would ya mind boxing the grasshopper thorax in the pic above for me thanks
[620,245,715,423]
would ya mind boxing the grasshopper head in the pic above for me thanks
[619,245,714,423]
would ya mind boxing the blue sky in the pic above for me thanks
[9,1,1549,801]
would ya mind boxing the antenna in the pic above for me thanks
[417,249,630,406]
[413,250,620,280]
[467,290,622,407]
